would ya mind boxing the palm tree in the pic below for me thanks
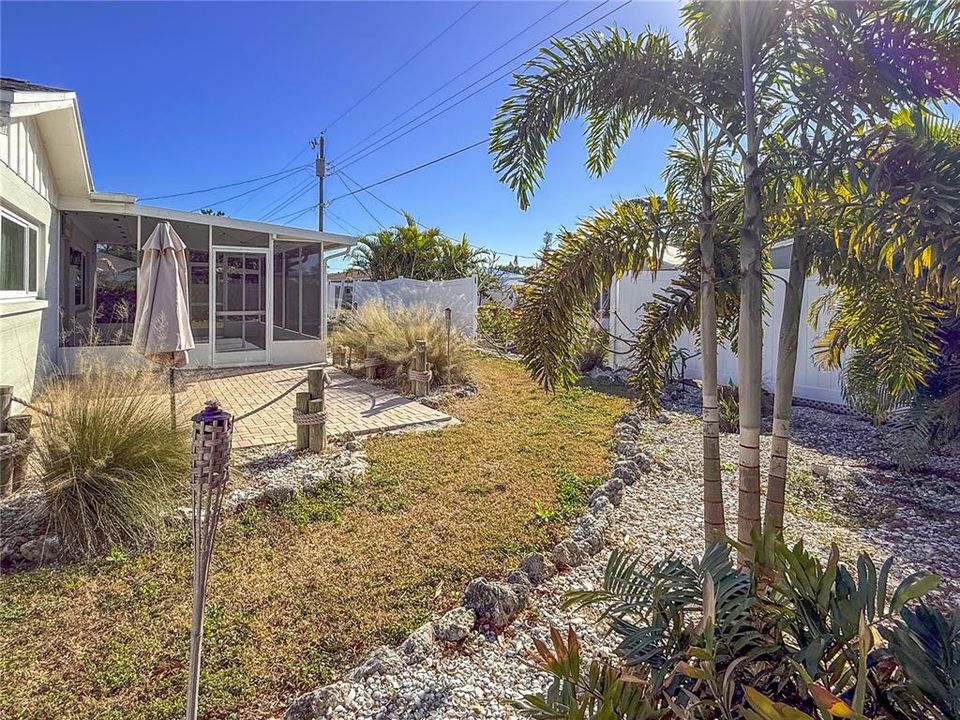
[492,0,960,551]
[491,26,743,545]
[351,213,492,283]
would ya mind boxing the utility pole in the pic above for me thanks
[311,134,326,231]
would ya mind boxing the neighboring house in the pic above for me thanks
[482,270,526,308]
[326,267,367,312]
[0,78,355,398]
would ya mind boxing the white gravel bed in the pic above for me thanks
[286,387,959,719]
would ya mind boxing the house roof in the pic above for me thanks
[1,76,94,198]
[1,77,357,247]
[1,77,72,93]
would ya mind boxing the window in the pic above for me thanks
[1,209,38,298]
[273,241,323,341]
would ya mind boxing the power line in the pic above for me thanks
[325,208,365,235]
[140,164,310,201]
[334,1,570,163]
[336,168,539,261]
[328,139,487,203]
[334,172,384,229]
[253,175,316,221]
[263,179,318,222]
[323,1,482,133]
[233,167,309,216]
[191,167,311,212]
[332,0,624,170]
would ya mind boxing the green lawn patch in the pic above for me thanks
[0,356,627,719]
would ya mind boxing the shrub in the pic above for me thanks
[513,537,952,720]
[331,300,472,389]
[477,302,517,347]
[32,358,189,557]
[577,323,608,372]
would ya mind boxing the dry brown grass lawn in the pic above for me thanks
[0,356,628,720]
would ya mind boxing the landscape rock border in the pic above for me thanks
[283,406,653,719]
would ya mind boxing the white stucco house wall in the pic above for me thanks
[0,78,355,399]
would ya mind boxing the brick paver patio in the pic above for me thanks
[176,365,457,448]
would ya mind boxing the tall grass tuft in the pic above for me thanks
[32,357,189,557]
[332,301,473,389]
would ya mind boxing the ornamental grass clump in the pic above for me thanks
[32,358,189,557]
[333,300,472,389]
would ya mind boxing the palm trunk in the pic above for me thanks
[764,233,810,534]
[700,155,725,546]
[737,0,763,554]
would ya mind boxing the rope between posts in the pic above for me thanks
[0,437,33,459]
[293,408,327,426]
[408,368,433,383]
[11,396,58,419]
[232,377,309,424]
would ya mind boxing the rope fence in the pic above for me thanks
[12,396,58,420]
[232,377,309,424]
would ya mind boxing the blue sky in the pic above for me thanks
[1,1,683,268]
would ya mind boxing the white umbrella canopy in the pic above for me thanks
[132,221,195,367]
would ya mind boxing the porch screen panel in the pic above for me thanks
[60,211,138,346]
[141,217,210,343]
[273,241,322,340]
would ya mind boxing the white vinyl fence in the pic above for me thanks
[352,276,479,339]
[608,271,845,405]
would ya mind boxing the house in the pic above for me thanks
[0,78,356,398]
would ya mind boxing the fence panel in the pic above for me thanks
[352,276,478,338]
[609,271,844,405]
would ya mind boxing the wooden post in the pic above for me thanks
[0,385,12,497]
[0,385,11,427]
[6,415,32,493]
[366,333,376,380]
[0,434,14,498]
[413,340,428,397]
[295,392,311,450]
[346,346,352,371]
[307,368,327,453]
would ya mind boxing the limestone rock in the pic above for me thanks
[434,606,476,643]
[262,483,296,505]
[400,622,436,663]
[588,496,615,525]
[589,478,624,507]
[462,577,523,630]
[551,539,586,570]
[19,534,61,565]
[284,681,350,720]
[349,646,405,681]
[519,552,557,585]
[505,569,532,605]
[570,516,605,555]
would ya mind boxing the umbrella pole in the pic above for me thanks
[170,366,176,430]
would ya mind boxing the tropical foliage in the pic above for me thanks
[490,0,960,549]
[513,539,956,720]
[477,301,517,347]
[351,212,493,282]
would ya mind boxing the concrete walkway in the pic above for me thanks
[177,365,456,448]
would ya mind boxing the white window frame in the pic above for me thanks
[0,207,39,300]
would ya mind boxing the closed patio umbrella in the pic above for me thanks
[131,221,195,426]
